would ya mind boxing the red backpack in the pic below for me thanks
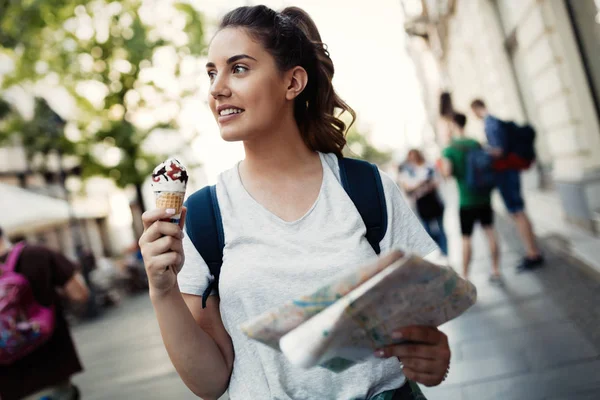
[0,243,56,365]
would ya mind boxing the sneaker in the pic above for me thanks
[516,255,545,272]
[489,274,504,286]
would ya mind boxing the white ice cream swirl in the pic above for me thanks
[151,158,188,192]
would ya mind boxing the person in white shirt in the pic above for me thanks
[398,149,448,257]
[138,5,451,399]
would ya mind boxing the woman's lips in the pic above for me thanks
[218,110,244,124]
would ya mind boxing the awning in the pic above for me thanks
[0,183,108,236]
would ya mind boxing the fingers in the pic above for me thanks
[377,343,440,360]
[140,219,184,246]
[396,326,448,346]
[142,208,179,230]
[145,251,182,272]
[148,234,184,256]
[374,326,451,387]
[402,367,444,387]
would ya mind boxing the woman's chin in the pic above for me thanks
[219,129,245,142]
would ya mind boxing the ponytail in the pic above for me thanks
[219,6,355,157]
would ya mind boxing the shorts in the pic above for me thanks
[495,169,525,213]
[460,204,494,236]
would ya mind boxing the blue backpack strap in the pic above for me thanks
[338,157,388,255]
[183,185,224,308]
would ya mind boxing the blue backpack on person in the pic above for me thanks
[465,147,495,193]
[454,143,496,193]
[183,157,388,309]
[489,120,536,171]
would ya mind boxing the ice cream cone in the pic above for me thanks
[151,158,188,224]
[155,191,185,220]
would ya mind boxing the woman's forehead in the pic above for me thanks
[207,27,263,62]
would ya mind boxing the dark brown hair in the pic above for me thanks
[440,92,454,117]
[407,149,425,164]
[219,5,355,157]
[470,99,486,110]
[453,112,467,129]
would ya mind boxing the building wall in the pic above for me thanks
[437,0,600,230]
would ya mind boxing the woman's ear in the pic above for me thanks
[285,66,308,101]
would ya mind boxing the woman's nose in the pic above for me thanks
[210,75,231,99]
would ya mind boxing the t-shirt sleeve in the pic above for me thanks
[378,169,439,257]
[49,249,78,287]
[177,233,215,297]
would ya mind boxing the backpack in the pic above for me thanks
[0,243,56,365]
[183,157,388,309]
[491,121,536,171]
[454,142,495,194]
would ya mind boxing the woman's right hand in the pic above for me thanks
[139,207,187,297]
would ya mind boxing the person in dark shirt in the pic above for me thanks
[0,226,90,400]
[470,99,544,271]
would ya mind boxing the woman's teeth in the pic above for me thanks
[220,108,243,116]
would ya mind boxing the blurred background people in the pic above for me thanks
[471,99,543,272]
[441,113,501,283]
[0,226,89,400]
[398,149,448,258]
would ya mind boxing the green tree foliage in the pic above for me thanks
[0,0,206,211]
[344,124,393,166]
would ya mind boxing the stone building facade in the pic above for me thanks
[402,0,600,232]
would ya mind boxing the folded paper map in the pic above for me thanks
[240,250,477,372]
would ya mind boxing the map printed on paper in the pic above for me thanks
[240,250,477,372]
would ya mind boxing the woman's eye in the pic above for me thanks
[207,71,217,80]
[233,65,248,74]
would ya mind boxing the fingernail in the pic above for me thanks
[374,350,385,358]
[180,230,185,239]
[166,208,176,215]
[392,331,403,339]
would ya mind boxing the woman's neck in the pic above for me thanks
[241,115,319,179]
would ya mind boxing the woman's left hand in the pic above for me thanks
[374,326,451,387]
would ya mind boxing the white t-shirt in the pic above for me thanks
[178,152,437,400]
[398,163,438,200]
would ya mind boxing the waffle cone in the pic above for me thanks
[154,191,185,215]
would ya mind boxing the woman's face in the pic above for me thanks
[407,151,418,164]
[206,27,290,142]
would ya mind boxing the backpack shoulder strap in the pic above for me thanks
[183,185,224,308]
[338,157,388,255]
[0,242,26,272]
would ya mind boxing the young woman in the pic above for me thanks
[139,6,451,400]
[398,149,448,257]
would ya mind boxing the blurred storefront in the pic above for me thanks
[0,182,110,260]
[401,0,600,234]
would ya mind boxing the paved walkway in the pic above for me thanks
[421,184,600,400]
[70,184,600,400]
[71,294,201,400]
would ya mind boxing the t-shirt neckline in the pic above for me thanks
[234,152,326,225]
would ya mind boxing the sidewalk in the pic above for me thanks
[493,185,600,277]
[71,295,202,400]
[421,183,600,400]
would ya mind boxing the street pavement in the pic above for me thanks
[71,185,600,400]
[421,185,600,400]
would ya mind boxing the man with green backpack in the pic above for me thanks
[441,113,501,283]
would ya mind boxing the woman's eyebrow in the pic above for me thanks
[206,54,258,68]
